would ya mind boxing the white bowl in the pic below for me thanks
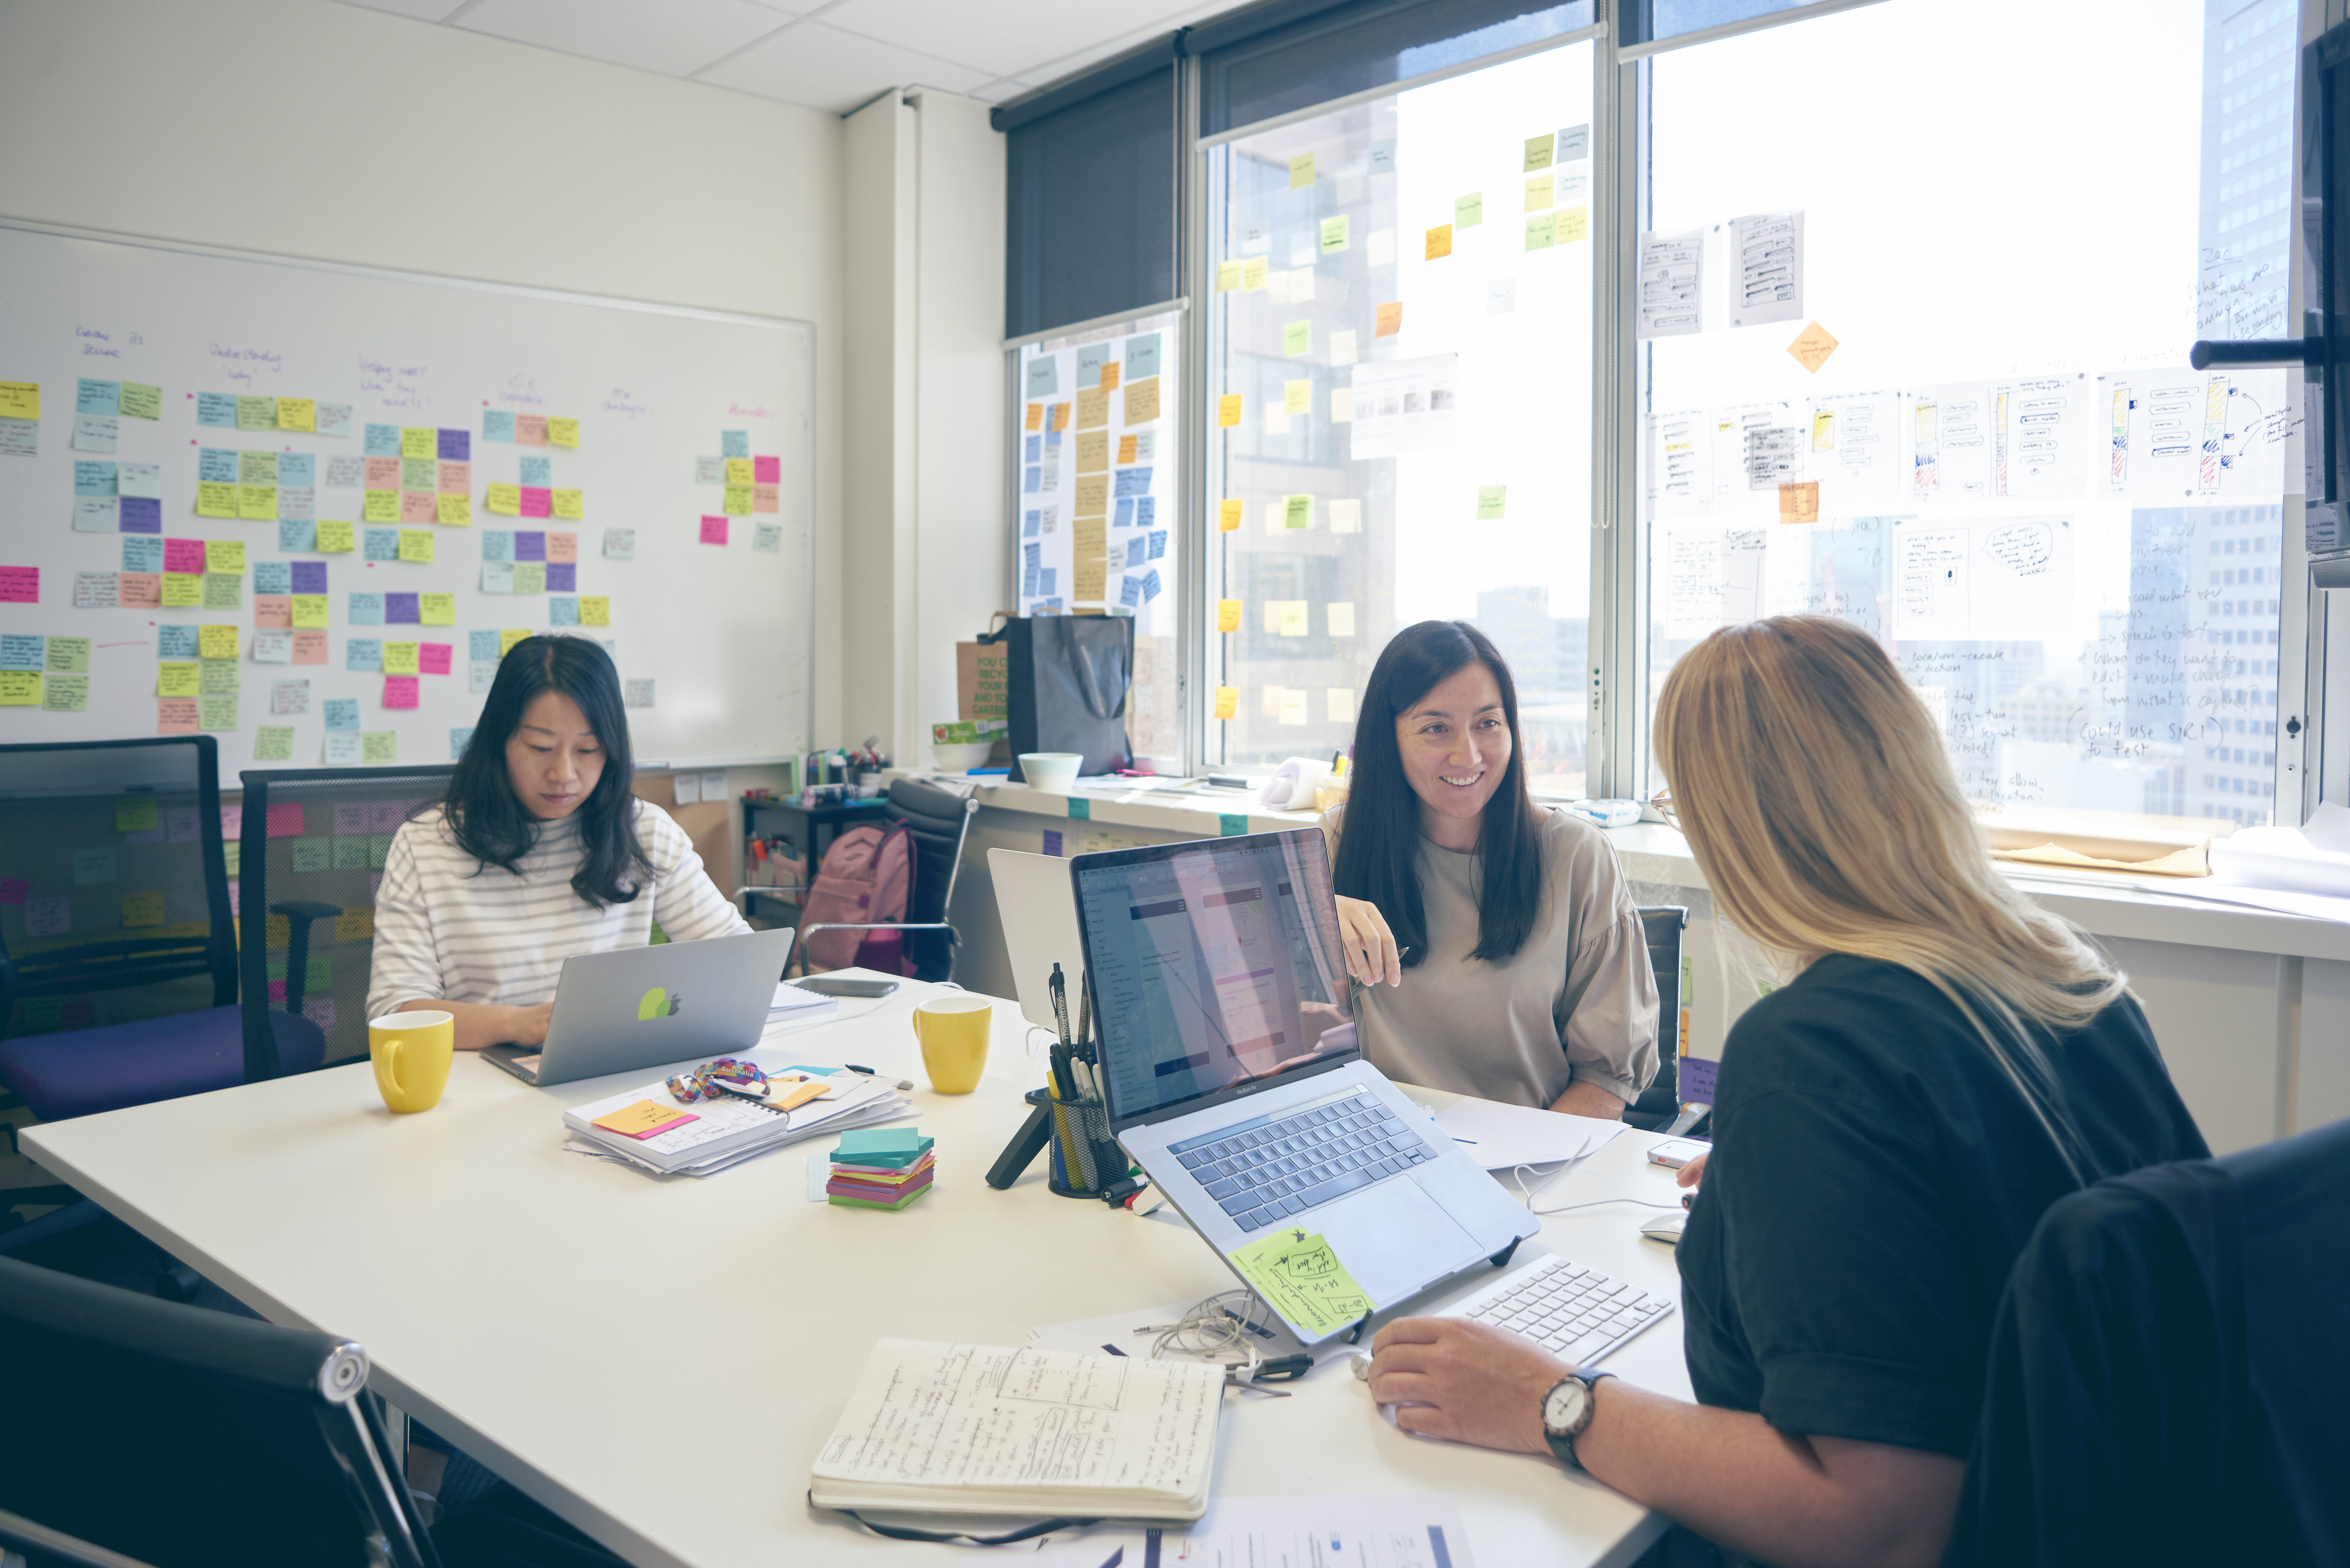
[1018,752,1084,794]
[932,742,995,772]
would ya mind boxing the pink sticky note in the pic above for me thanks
[227,878,240,917]
[166,806,200,843]
[753,483,779,513]
[383,675,420,709]
[163,538,205,574]
[546,532,578,563]
[220,803,243,839]
[515,414,548,446]
[700,515,729,545]
[292,630,327,664]
[519,486,551,519]
[27,895,69,937]
[254,594,292,629]
[302,996,336,1030]
[754,455,780,484]
[333,803,367,835]
[0,879,27,905]
[0,566,35,603]
[266,801,305,838]
[157,697,198,735]
[268,979,287,1003]
[365,456,400,488]
[420,643,451,675]
[119,573,160,608]
[438,461,469,495]
[400,490,437,525]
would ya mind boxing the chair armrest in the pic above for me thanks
[270,900,344,925]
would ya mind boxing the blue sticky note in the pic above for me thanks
[1136,497,1155,530]
[469,629,500,660]
[72,497,119,533]
[196,391,239,427]
[1075,344,1107,389]
[1148,529,1167,560]
[1023,541,1041,569]
[1037,570,1056,599]
[124,537,163,573]
[73,460,118,496]
[450,727,475,761]
[721,430,749,459]
[278,452,316,486]
[0,634,45,671]
[1022,510,1041,538]
[1025,357,1058,398]
[1024,435,1040,464]
[838,1127,927,1160]
[324,697,359,732]
[483,409,515,441]
[1021,565,1039,598]
[1126,332,1161,381]
[1119,574,1142,607]
[480,561,515,594]
[1045,428,1062,448]
[346,638,383,673]
[363,529,398,562]
[77,379,121,415]
[1125,536,1147,568]
[550,596,580,626]
[349,592,384,625]
[481,530,513,562]
[364,423,401,457]
[1066,795,1091,820]
[1140,567,1162,601]
[519,456,551,486]
[1114,466,1152,499]
[279,519,317,552]
[198,448,238,483]
[1114,497,1134,528]
[1219,813,1247,836]
[254,562,291,595]
[119,496,161,533]
[159,624,199,659]
[1022,466,1040,494]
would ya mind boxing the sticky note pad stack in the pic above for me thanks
[828,1128,935,1211]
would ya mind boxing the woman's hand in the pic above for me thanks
[405,998,552,1052]
[504,1002,554,1048]
[1366,1316,1563,1452]
[1335,895,1403,987]
[1676,1151,1707,1188]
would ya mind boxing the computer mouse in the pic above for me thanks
[1639,1210,1687,1244]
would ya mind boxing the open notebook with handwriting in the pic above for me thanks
[810,1341,1224,1521]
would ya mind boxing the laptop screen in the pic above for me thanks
[1074,830,1356,1124]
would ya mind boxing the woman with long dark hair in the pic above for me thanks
[367,636,749,1052]
[1327,620,1657,1119]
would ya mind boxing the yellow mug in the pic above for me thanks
[368,1010,455,1113]
[910,995,991,1094]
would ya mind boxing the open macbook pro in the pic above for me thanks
[1072,829,1538,1345]
[482,926,795,1087]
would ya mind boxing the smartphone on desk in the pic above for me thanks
[795,976,900,999]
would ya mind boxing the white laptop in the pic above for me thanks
[482,926,796,1087]
[986,847,1086,1032]
[1071,830,1538,1345]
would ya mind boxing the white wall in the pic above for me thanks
[0,0,849,745]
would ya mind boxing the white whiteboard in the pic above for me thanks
[0,219,811,766]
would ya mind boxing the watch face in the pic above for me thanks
[1543,1379,1589,1434]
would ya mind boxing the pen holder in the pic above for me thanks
[1045,1081,1127,1200]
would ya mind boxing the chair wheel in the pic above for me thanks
[155,1263,202,1302]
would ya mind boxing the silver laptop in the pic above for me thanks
[986,848,1086,1032]
[482,926,795,1087]
[1072,830,1538,1346]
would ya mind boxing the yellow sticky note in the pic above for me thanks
[364,490,398,523]
[1328,601,1357,637]
[1284,379,1311,416]
[0,382,39,420]
[383,642,420,675]
[1215,259,1244,292]
[1214,686,1238,721]
[1227,1228,1370,1337]
[291,594,328,628]
[198,624,238,660]
[548,417,579,448]
[0,671,38,706]
[552,488,582,520]
[115,796,159,833]
[592,1099,695,1138]
[160,574,202,607]
[1319,215,1349,254]
[1455,192,1483,228]
[437,494,472,526]
[1425,224,1453,260]
[205,539,246,574]
[1278,687,1310,726]
[1212,498,1240,532]
[397,530,433,563]
[500,628,530,656]
[725,457,753,486]
[1217,599,1242,633]
[193,482,235,518]
[1283,494,1312,530]
[1125,375,1159,425]
[1267,600,1309,637]
[1288,152,1315,189]
[1375,301,1403,337]
[238,485,277,521]
[276,397,317,432]
[1523,133,1554,173]
[581,596,610,626]
[1076,388,1110,430]
[400,427,433,460]
[1218,394,1244,428]
[486,483,520,516]
[1525,173,1554,211]
[1557,205,1588,243]
[315,519,355,553]
[1779,481,1821,524]
[420,592,456,625]
[158,662,200,697]
[122,891,167,928]
[1328,689,1357,724]
[1241,256,1269,292]
[1477,485,1507,520]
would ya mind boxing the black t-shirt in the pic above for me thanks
[1675,954,2208,1457]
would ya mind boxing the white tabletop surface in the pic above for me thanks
[24,976,1693,1568]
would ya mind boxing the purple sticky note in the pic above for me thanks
[514,531,546,562]
[119,496,162,533]
[165,807,199,843]
[1677,1056,1717,1107]
[385,592,420,624]
[290,561,326,593]
[438,428,469,462]
[1042,829,1063,856]
[546,562,575,592]
[333,802,367,836]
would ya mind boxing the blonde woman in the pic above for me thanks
[1364,617,2206,1568]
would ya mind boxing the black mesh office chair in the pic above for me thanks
[796,778,978,983]
[1624,906,1689,1132]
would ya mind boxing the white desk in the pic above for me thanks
[23,976,1691,1568]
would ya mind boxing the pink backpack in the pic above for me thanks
[800,820,914,973]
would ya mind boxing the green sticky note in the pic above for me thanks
[361,732,397,765]
[1525,212,1557,251]
[1284,494,1313,530]
[197,692,238,731]
[306,954,332,990]
[266,955,288,980]
[203,573,241,610]
[1318,215,1349,254]
[1067,796,1090,820]
[254,726,295,762]
[236,396,276,431]
[332,837,369,870]
[42,674,89,712]
[119,382,162,420]
[224,841,241,876]
[115,796,159,833]
[200,659,240,695]
[1477,485,1507,520]
[1225,1228,1372,1338]
[1219,813,1247,836]
[513,562,546,595]
[240,450,279,484]
[1282,320,1310,357]
[45,636,90,673]
[290,838,330,873]
[368,833,393,869]
[1455,191,1483,228]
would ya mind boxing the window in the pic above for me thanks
[1203,41,1597,787]
[1639,0,2291,830]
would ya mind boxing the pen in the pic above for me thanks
[1049,962,1072,1049]
[1074,970,1092,1057]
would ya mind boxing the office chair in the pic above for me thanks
[1623,906,1689,1132]
[795,778,979,982]
[1946,1115,2350,1567]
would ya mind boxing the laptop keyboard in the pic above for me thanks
[1174,1093,1437,1232]
[1452,1254,1674,1368]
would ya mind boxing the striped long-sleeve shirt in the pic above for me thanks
[366,799,750,1023]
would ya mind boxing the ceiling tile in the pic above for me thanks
[817,0,1209,80]
[455,0,798,79]
[696,19,989,111]
[329,0,474,21]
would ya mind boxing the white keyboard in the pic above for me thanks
[1449,1253,1674,1368]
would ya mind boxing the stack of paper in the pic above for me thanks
[562,1069,910,1177]
[765,980,840,1027]
[1432,1098,1629,1171]
[826,1128,934,1210]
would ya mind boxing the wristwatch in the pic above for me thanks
[1540,1368,1615,1470]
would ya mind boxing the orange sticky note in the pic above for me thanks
[1117,434,1138,464]
[1218,394,1243,428]
[1100,363,1121,393]
[1425,224,1453,260]
[1213,686,1239,720]
[1050,402,1071,432]
[1375,302,1403,337]
[1778,481,1820,524]
[1217,598,1242,632]
[1219,498,1243,531]
[592,1099,698,1140]
[1785,320,1840,374]
[1026,402,1043,431]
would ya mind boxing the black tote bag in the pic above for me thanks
[985,616,1133,780]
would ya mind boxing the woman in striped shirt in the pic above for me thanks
[367,636,749,1051]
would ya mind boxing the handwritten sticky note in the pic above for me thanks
[156,697,198,735]
[594,1099,699,1139]
[197,623,238,660]
[361,732,396,764]
[1215,598,1243,634]
[203,539,246,575]
[114,795,160,834]
[277,397,316,432]
[1266,600,1309,637]
[1283,494,1313,531]
[197,692,237,732]
[237,485,277,521]
[122,890,167,927]
[1210,498,1240,535]
[1525,212,1557,250]
[548,417,579,448]
[0,382,38,420]
[697,514,730,546]
[1282,318,1313,358]
[1214,686,1238,721]
[1454,191,1484,229]
[381,640,420,675]
[254,726,295,762]
[398,426,432,460]
[1525,172,1554,211]
[1241,256,1269,292]
[1785,319,1839,373]
[1374,301,1402,338]
[1214,259,1243,292]
[45,636,89,672]
[398,530,433,563]
[1476,485,1507,520]
[1422,222,1456,261]
[1218,394,1243,428]
[1284,380,1312,417]
[579,595,610,626]
[316,519,354,553]
[1557,205,1588,243]
[382,675,420,710]
[236,396,276,431]
[1778,481,1821,524]
[1524,132,1554,173]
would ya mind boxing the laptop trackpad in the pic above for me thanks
[1313,1179,1480,1307]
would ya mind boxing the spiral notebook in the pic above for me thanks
[561,1070,909,1176]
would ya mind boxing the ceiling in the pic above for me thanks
[331,0,1262,114]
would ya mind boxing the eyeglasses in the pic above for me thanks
[1649,791,1679,831]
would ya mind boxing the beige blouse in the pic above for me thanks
[1321,805,1660,1108]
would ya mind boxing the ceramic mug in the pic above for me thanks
[910,995,991,1094]
[368,1010,455,1113]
